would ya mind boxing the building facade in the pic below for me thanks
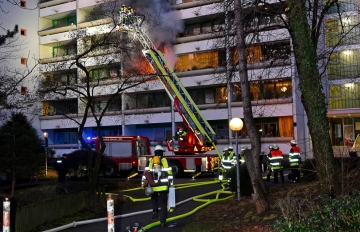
[8,0,358,158]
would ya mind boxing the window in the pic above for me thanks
[47,99,78,115]
[91,68,110,80]
[21,57,27,65]
[20,0,26,8]
[21,86,27,95]
[328,0,357,14]
[240,117,293,138]
[20,29,26,36]
[46,71,77,86]
[329,85,341,98]
[329,52,340,64]
[53,44,76,57]
[216,87,228,103]
[326,16,358,47]
[91,126,122,137]
[328,83,360,109]
[175,50,222,72]
[327,49,360,80]
[93,96,121,113]
[52,16,76,28]
[232,79,292,102]
[136,92,170,108]
[54,129,77,144]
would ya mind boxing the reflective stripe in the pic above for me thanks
[57,160,62,163]
[168,176,173,180]
[271,162,281,165]
[290,159,299,162]
[268,157,283,160]
[160,179,169,182]
[145,167,171,172]
[152,185,169,191]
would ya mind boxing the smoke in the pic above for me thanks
[120,0,184,68]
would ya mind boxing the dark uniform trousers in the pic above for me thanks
[151,191,168,224]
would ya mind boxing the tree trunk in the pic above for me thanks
[234,0,269,213]
[287,0,337,195]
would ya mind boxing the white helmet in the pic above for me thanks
[290,140,297,145]
[223,147,229,152]
[268,145,273,150]
[228,146,234,151]
[241,146,248,151]
[273,144,279,150]
[154,145,164,152]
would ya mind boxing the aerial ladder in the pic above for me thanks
[118,6,221,157]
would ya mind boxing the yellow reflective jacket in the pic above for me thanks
[143,156,173,192]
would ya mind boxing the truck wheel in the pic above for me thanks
[169,161,183,178]
[103,162,118,178]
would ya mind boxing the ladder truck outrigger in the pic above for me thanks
[117,5,222,178]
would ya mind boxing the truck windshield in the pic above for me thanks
[136,139,147,156]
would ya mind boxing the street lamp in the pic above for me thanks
[229,117,243,201]
[43,132,48,177]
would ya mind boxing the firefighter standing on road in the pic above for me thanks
[56,154,68,184]
[289,140,301,183]
[142,145,173,227]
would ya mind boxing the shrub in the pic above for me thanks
[14,182,92,208]
[226,164,253,196]
[272,189,360,232]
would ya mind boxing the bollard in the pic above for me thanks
[3,198,10,232]
[107,195,114,232]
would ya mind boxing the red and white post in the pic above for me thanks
[107,195,114,232]
[3,198,10,232]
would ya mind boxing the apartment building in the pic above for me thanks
[0,0,39,123]
[325,0,360,150]
[35,0,310,157]
[28,0,359,160]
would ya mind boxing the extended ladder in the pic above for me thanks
[118,6,219,155]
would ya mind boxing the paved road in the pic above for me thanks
[46,171,291,232]
[50,174,226,232]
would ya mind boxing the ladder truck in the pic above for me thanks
[103,5,222,178]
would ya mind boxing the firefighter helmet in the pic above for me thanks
[290,140,297,145]
[228,146,234,151]
[223,147,228,152]
[268,145,273,150]
[241,146,248,151]
[273,144,279,150]
[155,145,164,152]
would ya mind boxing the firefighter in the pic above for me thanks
[177,127,187,141]
[56,154,68,184]
[288,139,301,183]
[239,146,248,164]
[221,147,235,170]
[266,144,284,183]
[142,145,173,227]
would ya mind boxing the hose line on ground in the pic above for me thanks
[44,179,233,232]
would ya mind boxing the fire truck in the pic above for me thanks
[95,5,222,178]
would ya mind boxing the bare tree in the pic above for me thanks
[39,0,182,203]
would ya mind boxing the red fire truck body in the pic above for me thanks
[93,136,219,177]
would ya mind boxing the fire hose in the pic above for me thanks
[43,179,233,232]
